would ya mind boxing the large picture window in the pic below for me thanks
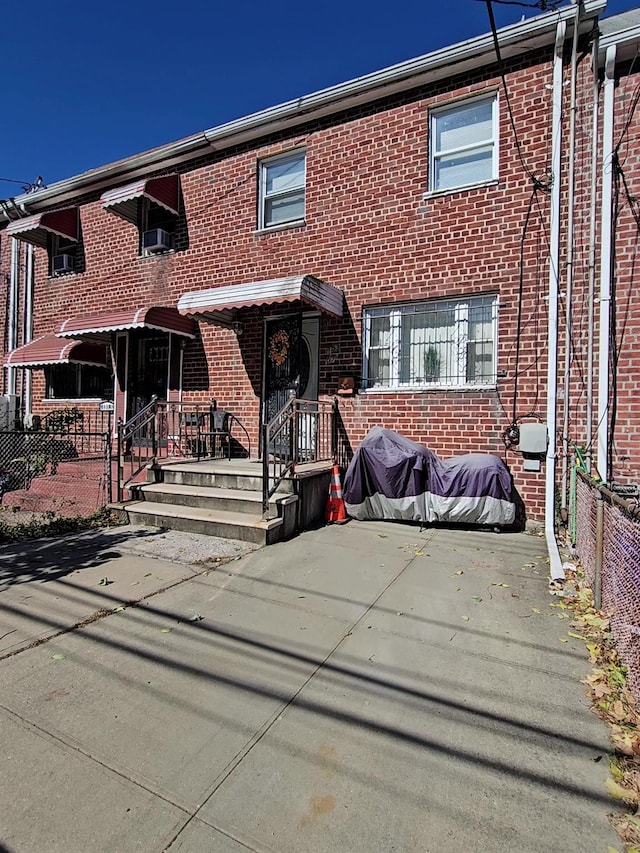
[258,150,306,229]
[429,94,498,192]
[362,294,497,390]
[45,364,113,400]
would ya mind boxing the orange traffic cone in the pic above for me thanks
[326,463,349,524]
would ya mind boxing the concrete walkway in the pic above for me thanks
[0,521,619,852]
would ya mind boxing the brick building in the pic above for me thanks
[1,1,639,538]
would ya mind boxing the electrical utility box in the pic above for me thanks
[519,422,548,472]
[0,394,20,431]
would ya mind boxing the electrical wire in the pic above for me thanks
[474,0,561,9]
[484,0,554,189]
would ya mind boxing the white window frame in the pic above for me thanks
[258,150,306,230]
[429,93,499,193]
[362,294,498,391]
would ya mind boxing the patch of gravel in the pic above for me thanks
[99,523,261,565]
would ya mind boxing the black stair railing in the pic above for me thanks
[262,397,337,517]
[117,398,253,502]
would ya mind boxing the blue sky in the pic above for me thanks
[0,0,635,191]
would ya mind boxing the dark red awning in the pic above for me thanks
[56,306,196,341]
[4,208,78,248]
[100,175,180,224]
[4,335,108,368]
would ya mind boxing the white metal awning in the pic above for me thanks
[178,275,343,326]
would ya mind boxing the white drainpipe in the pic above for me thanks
[586,35,600,472]
[561,11,580,513]
[22,243,34,415]
[6,238,20,396]
[597,44,616,484]
[546,20,567,582]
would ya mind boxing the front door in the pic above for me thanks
[298,315,320,459]
[264,314,302,426]
[263,313,320,458]
[127,330,170,419]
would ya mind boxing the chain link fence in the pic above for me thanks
[0,409,113,518]
[574,468,640,700]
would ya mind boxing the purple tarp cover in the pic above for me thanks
[343,427,516,526]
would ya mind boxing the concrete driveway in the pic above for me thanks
[0,521,619,852]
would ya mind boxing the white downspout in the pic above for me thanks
[6,237,20,396]
[546,20,567,582]
[23,244,34,415]
[561,10,580,514]
[597,44,616,484]
[586,35,600,472]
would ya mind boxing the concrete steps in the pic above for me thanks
[113,459,298,546]
[120,501,286,545]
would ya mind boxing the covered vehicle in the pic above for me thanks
[342,427,516,527]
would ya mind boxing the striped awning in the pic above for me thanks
[178,275,344,325]
[56,306,197,341]
[4,208,78,248]
[100,175,179,224]
[4,335,109,368]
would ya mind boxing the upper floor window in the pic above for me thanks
[4,207,80,276]
[100,175,180,255]
[258,151,306,229]
[49,234,78,276]
[362,293,497,390]
[429,94,498,193]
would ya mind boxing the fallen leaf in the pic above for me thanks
[461,615,470,622]
[114,606,125,612]
[378,534,388,539]
[188,614,204,622]
[414,550,424,557]
[532,608,541,614]
[161,627,172,634]
[455,571,464,576]
[52,653,65,661]
[559,638,568,643]
[605,777,638,803]
[473,596,483,603]
[567,631,584,640]
[98,578,112,586]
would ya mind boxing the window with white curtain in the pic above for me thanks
[258,150,306,229]
[362,294,498,389]
[429,94,498,192]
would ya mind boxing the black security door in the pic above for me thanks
[127,329,170,419]
[264,314,302,423]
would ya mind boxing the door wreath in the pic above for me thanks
[268,329,290,366]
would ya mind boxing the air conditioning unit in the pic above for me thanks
[0,394,20,430]
[142,228,174,252]
[52,253,74,274]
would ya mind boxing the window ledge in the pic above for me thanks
[47,272,77,281]
[422,179,499,200]
[137,249,176,261]
[42,398,108,404]
[360,384,497,394]
[254,220,306,236]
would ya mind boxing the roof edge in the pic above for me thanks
[3,0,604,219]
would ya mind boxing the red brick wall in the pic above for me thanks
[1,48,568,523]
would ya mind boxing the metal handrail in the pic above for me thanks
[117,397,253,501]
[117,395,161,501]
[262,397,338,517]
